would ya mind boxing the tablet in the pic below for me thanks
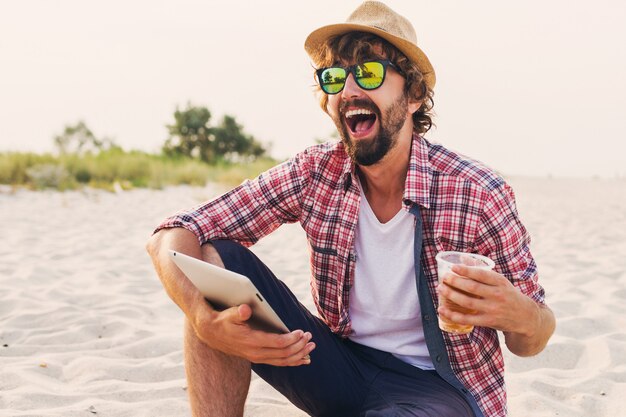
[168,250,289,334]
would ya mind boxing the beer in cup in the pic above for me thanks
[435,251,495,334]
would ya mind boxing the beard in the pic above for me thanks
[335,92,409,166]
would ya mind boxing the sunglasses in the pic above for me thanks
[316,60,398,95]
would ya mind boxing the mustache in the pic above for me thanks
[339,99,380,117]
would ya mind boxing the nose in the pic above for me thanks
[341,72,364,99]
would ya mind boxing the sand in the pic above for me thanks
[1,177,625,417]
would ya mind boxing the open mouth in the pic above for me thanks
[344,108,377,137]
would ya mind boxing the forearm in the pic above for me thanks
[146,227,206,318]
[504,300,555,357]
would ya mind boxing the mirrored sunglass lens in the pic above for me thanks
[320,67,347,94]
[356,62,385,90]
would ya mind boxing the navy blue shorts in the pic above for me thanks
[212,240,475,417]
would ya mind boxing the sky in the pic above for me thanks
[1,0,625,178]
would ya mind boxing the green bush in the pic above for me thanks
[0,152,57,185]
[0,150,278,191]
[25,164,74,190]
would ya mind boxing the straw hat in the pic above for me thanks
[304,1,436,89]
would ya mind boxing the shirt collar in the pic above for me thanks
[340,133,432,209]
[403,133,432,209]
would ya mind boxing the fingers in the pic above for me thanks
[438,268,525,332]
[440,271,487,301]
[451,264,501,285]
[437,304,474,326]
[437,272,490,326]
[439,278,484,310]
[441,266,509,299]
[252,332,316,366]
[284,342,316,367]
[211,305,317,366]
[218,304,252,324]
[236,304,252,322]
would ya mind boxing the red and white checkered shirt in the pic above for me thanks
[156,134,545,417]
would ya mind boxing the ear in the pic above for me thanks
[408,99,422,115]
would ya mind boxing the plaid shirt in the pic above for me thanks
[156,134,544,417]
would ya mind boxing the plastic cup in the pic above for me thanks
[435,251,495,334]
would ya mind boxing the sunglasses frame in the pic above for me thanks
[316,59,398,95]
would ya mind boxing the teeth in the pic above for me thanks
[344,109,373,118]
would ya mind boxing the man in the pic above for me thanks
[147,2,555,416]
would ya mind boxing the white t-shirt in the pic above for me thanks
[348,187,434,370]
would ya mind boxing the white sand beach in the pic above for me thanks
[1,177,625,417]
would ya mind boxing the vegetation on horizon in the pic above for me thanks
[163,104,268,163]
[0,104,278,191]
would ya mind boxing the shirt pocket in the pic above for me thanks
[310,245,341,322]
[310,245,339,279]
[311,245,338,256]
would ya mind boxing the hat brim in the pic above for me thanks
[304,23,436,89]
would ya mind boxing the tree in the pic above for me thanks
[54,121,116,154]
[163,104,214,162]
[163,103,267,163]
[212,115,266,160]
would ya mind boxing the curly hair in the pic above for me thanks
[314,32,434,135]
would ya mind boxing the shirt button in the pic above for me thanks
[424,314,431,321]
[436,355,442,363]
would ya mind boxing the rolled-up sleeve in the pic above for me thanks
[153,152,311,247]
[474,183,545,304]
